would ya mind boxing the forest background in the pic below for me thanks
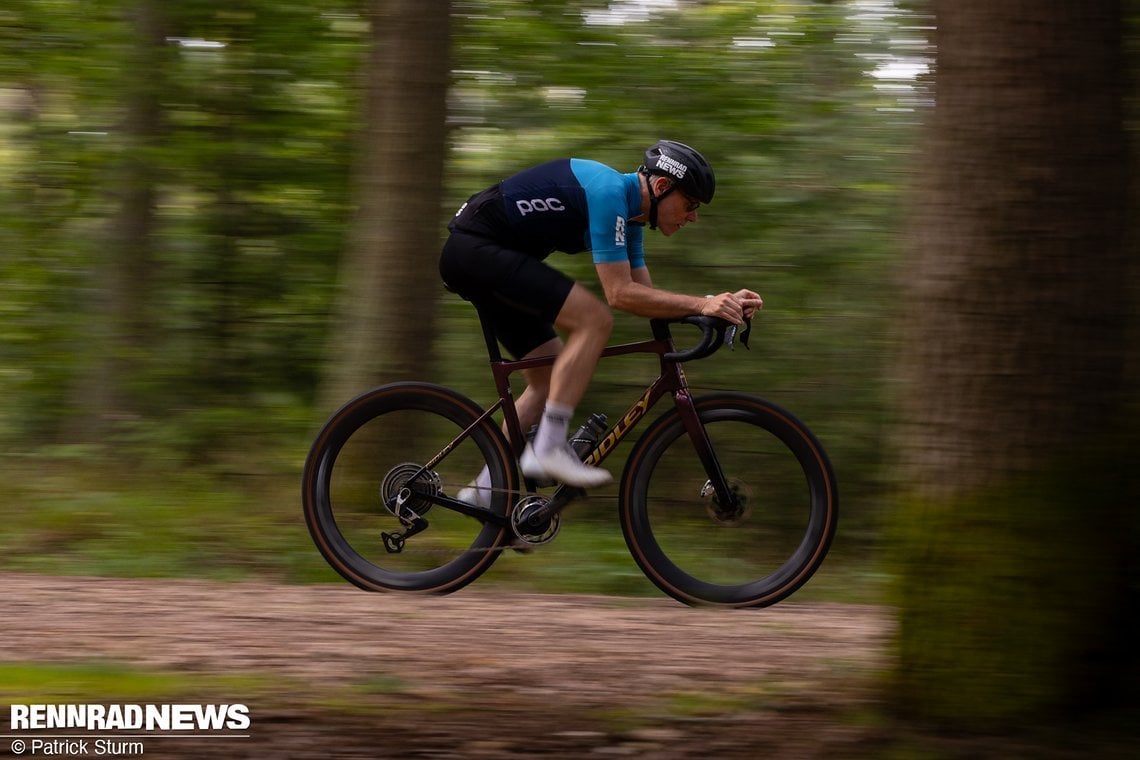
[2,0,1137,740]
[1,0,911,593]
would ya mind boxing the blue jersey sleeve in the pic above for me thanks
[570,159,645,268]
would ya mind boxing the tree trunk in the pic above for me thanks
[319,0,452,410]
[891,0,1136,728]
[70,0,167,439]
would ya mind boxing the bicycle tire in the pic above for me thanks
[620,393,837,607]
[302,382,515,593]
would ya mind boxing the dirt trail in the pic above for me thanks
[1,574,891,758]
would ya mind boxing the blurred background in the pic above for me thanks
[0,0,925,589]
[2,0,1137,739]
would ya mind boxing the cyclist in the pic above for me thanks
[439,140,762,500]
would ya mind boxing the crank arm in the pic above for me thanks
[517,485,584,528]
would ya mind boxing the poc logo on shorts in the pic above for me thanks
[516,198,566,216]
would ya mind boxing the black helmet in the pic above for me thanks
[642,140,715,204]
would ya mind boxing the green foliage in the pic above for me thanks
[0,447,323,581]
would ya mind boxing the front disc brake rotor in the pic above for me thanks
[700,478,752,526]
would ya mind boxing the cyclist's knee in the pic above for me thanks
[557,285,612,339]
[593,302,614,336]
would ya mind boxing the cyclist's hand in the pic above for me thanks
[699,292,749,325]
[733,289,763,320]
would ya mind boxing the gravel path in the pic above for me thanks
[1,574,892,759]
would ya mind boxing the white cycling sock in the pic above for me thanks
[472,465,492,494]
[533,400,573,456]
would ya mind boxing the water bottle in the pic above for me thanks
[569,413,608,461]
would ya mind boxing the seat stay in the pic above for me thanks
[417,398,504,476]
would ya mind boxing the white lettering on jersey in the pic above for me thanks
[615,216,626,246]
[516,198,567,216]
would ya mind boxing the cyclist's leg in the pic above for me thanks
[547,283,613,410]
[458,276,612,486]
[522,284,613,487]
[440,231,571,363]
[442,233,582,493]
[462,342,558,505]
[515,337,561,438]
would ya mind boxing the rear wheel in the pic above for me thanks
[302,382,515,593]
[620,393,837,607]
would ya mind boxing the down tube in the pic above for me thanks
[582,379,669,468]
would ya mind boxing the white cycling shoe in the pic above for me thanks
[520,443,613,489]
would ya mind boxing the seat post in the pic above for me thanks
[444,283,504,363]
[475,305,504,363]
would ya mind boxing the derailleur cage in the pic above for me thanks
[381,512,429,554]
[381,485,431,554]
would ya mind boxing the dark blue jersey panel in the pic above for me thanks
[497,158,645,267]
[500,159,590,256]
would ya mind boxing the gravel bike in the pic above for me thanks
[302,313,838,607]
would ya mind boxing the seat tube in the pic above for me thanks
[490,360,526,454]
[673,390,735,505]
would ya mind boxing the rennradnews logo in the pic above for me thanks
[10,703,250,731]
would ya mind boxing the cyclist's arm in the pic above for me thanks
[595,262,754,323]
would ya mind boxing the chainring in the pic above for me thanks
[511,495,561,545]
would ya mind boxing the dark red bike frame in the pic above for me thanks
[458,317,735,515]
[390,316,742,542]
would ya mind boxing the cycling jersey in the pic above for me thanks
[451,158,646,269]
[442,157,647,359]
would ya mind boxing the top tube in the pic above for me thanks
[477,313,743,373]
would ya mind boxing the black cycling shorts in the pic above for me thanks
[439,229,574,360]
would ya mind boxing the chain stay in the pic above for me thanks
[377,483,599,556]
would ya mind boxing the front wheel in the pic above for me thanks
[302,382,516,594]
[620,393,838,607]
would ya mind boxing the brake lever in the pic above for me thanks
[726,317,752,351]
